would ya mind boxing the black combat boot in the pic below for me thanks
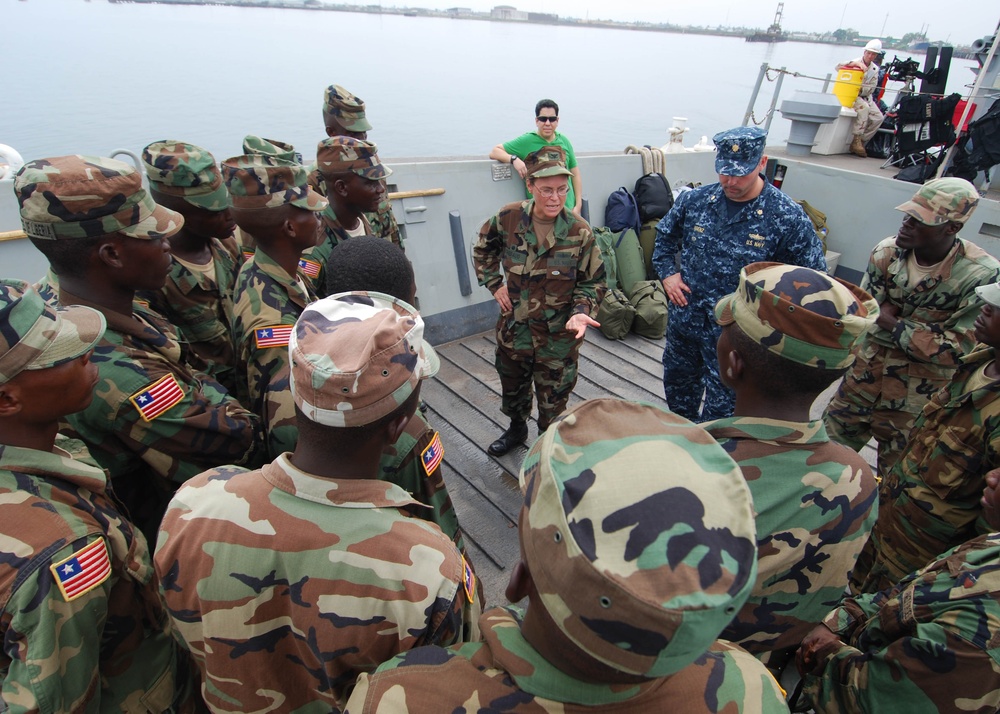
[487,419,528,456]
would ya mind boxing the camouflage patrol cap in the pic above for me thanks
[14,155,184,241]
[0,280,105,385]
[142,140,230,211]
[713,126,767,176]
[975,280,1000,308]
[289,291,439,428]
[323,84,373,133]
[316,137,392,181]
[220,155,327,211]
[518,398,758,678]
[715,262,878,370]
[242,135,299,163]
[895,177,980,226]
[524,146,573,179]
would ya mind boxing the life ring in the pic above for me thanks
[0,145,26,180]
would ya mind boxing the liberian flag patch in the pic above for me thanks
[298,258,321,278]
[129,374,184,422]
[255,325,293,349]
[421,431,444,476]
[50,538,111,602]
[462,555,476,603]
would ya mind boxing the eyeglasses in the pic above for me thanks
[536,116,559,123]
[536,185,570,199]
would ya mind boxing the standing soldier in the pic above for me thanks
[0,280,197,713]
[310,84,401,249]
[14,155,265,542]
[139,140,243,397]
[225,154,328,459]
[473,146,605,456]
[824,177,1000,477]
[653,126,825,422]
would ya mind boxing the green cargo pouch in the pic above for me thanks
[597,289,636,340]
[628,280,669,339]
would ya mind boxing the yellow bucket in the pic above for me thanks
[833,68,863,107]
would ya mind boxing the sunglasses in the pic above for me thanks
[536,116,559,123]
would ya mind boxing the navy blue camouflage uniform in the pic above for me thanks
[652,181,826,420]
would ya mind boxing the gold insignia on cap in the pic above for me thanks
[732,143,740,151]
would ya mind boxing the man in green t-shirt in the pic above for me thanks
[490,98,583,216]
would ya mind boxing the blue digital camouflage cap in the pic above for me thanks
[518,398,758,678]
[713,126,767,176]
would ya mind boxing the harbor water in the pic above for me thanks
[3,0,981,163]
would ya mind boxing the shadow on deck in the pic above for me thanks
[427,327,876,608]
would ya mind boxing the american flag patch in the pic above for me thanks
[421,431,444,476]
[298,258,321,278]
[50,539,111,602]
[129,374,184,422]
[462,555,476,603]
[255,325,293,349]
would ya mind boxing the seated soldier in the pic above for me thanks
[0,280,197,712]
[326,235,464,549]
[13,155,265,543]
[303,136,392,297]
[225,154,327,459]
[139,140,243,396]
[345,398,788,713]
[155,291,481,713]
[706,262,880,657]
[850,277,1000,594]
[795,468,1000,713]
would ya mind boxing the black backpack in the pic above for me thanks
[633,173,674,223]
[604,187,641,235]
[967,97,1000,171]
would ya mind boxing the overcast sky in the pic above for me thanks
[405,1,998,46]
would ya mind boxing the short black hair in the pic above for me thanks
[728,323,847,396]
[535,99,559,117]
[326,235,415,303]
[29,236,104,279]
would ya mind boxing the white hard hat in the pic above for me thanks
[865,39,883,52]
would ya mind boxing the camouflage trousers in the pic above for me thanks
[495,340,580,430]
[367,192,404,250]
[662,310,734,422]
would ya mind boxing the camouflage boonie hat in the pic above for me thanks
[713,126,767,176]
[14,155,184,241]
[316,137,392,181]
[220,155,327,211]
[715,262,878,370]
[895,177,980,226]
[518,399,758,678]
[524,146,573,179]
[242,135,299,163]
[0,280,105,385]
[323,84,372,133]
[289,291,439,428]
[142,140,230,212]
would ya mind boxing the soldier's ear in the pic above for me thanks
[0,384,23,417]
[97,235,125,269]
[724,348,745,383]
[505,560,531,604]
[384,411,412,445]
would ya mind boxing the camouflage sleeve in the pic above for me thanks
[423,564,482,649]
[652,193,687,280]
[571,225,606,318]
[859,242,889,305]
[2,536,109,713]
[887,281,989,366]
[244,338,298,459]
[472,212,506,293]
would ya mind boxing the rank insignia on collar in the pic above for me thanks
[255,325,293,349]
[298,258,321,279]
[462,555,476,603]
[130,374,184,422]
[421,431,444,477]
[50,538,111,602]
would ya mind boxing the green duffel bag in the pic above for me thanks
[628,279,669,339]
[612,228,646,295]
[638,219,659,279]
[597,288,636,340]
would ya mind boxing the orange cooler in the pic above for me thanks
[833,68,863,107]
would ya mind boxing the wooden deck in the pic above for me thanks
[425,327,876,607]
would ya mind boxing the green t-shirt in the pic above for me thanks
[502,131,578,209]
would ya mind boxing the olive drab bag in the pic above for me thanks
[625,279,669,340]
[593,227,635,340]
[612,228,646,296]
